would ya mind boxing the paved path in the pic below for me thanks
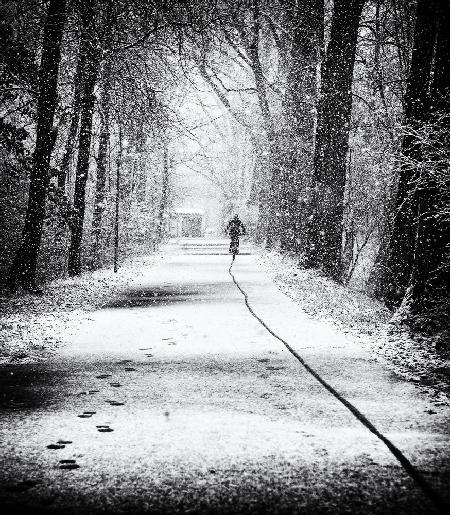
[1,240,449,514]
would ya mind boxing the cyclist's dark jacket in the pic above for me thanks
[226,217,246,239]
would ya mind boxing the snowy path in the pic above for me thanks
[0,239,449,514]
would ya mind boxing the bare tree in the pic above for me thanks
[8,0,67,291]
[373,0,439,307]
[68,0,102,276]
[305,0,366,281]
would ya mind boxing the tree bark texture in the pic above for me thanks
[279,0,324,251]
[248,0,275,143]
[308,0,366,281]
[157,145,170,240]
[92,56,112,266]
[58,47,86,189]
[68,2,101,276]
[8,0,66,289]
[247,0,279,247]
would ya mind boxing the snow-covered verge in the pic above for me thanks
[0,253,161,364]
[259,250,450,407]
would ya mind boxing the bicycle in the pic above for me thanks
[229,237,240,261]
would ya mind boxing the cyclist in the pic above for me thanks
[225,214,246,258]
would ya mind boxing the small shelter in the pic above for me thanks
[170,208,205,238]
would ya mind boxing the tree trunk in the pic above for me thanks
[157,145,170,241]
[307,0,365,281]
[247,0,279,247]
[58,47,86,189]
[8,0,66,290]
[375,0,439,308]
[113,125,123,273]
[279,0,323,252]
[92,55,112,267]
[67,3,100,276]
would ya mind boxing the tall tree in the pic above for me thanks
[91,56,112,267]
[92,2,114,267]
[58,45,87,189]
[157,143,170,240]
[8,0,67,291]
[278,0,323,251]
[374,0,439,308]
[306,0,366,280]
[407,0,450,323]
[248,1,280,246]
[68,0,101,276]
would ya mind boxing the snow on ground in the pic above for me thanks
[1,240,449,514]
[259,250,450,408]
[1,245,449,408]
[0,253,161,364]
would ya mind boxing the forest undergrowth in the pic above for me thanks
[260,250,450,408]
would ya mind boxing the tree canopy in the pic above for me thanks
[1,0,448,338]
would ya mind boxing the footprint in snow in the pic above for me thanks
[78,411,96,418]
[59,459,80,470]
[76,390,99,396]
[139,347,152,351]
[106,400,124,406]
[47,439,73,449]
[97,425,114,433]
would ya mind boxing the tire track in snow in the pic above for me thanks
[228,259,448,515]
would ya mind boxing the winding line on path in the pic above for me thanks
[228,260,448,515]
